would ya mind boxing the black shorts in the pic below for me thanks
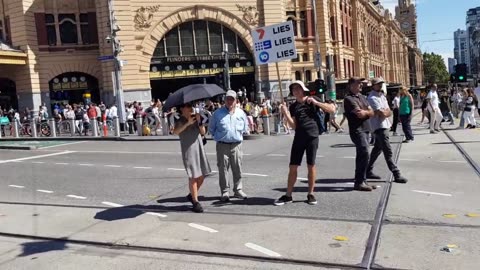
[289,135,319,166]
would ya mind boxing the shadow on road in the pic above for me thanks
[301,178,355,184]
[94,206,145,221]
[330,143,355,148]
[432,141,480,145]
[273,186,353,193]
[19,238,67,257]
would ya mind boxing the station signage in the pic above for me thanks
[252,21,297,65]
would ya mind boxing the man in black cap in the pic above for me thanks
[274,80,334,205]
[366,78,408,184]
[343,77,375,191]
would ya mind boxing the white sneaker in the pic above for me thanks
[234,190,248,200]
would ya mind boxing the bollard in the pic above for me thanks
[70,119,76,136]
[92,118,99,137]
[274,114,281,134]
[263,116,270,135]
[161,117,169,136]
[136,116,143,136]
[113,117,121,137]
[50,119,57,137]
[31,119,38,138]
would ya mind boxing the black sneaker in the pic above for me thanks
[394,175,408,184]
[307,194,317,205]
[274,195,293,206]
[186,194,193,204]
[192,202,204,213]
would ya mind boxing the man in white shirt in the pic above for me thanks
[426,84,443,133]
[475,84,480,116]
[108,104,118,118]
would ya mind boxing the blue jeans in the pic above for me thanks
[400,115,414,141]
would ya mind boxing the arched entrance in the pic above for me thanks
[49,72,99,108]
[0,78,17,111]
[150,20,255,101]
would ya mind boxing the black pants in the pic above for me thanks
[400,115,414,141]
[390,108,399,133]
[367,129,400,176]
[349,131,370,184]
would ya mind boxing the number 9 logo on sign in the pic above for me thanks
[259,52,269,63]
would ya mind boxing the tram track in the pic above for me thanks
[442,129,480,178]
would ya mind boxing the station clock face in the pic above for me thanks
[401,22,411,30]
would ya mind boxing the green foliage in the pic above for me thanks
[423,52,450,84]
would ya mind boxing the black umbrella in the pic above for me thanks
[162,84,225,112]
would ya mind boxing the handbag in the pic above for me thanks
[0,116,9,125]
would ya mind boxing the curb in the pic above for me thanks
[0,145,38,150]
[0,135,267,142]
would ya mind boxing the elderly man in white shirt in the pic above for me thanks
[426,84,443,134]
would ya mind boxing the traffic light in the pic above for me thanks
[453,64,467,83]
[315,79,326,94]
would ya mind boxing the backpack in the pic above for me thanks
[310,97,326,135]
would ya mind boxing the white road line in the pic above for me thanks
[245,243,281,257]
[439,160,467,163]
[8,185,25,188]
[399,158,420,161]
[342,156,356,159]
[37,190,54,194]
[105,165,122,168]
[266,154,286,157]
[55,162,69,165]
[0,151,74,164]
[102,201,124,207]
[412,190,452,197]
[67,195,87,199]
[317,155,325,158]
[39,150,178,155]
[40,141,86,149]
[167,168,184,171]
[244,173,268,177]
[243,154,252,156]
[188,223,218,233]
[32,161,45,164]
[133,166,152,169]
[298,177,308,180]
[146,212,167,218]
[79,164,94,166]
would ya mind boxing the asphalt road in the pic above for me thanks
[0,118,479,269]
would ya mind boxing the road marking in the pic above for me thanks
[32,161,45,164]
[298,177,308,180]
[37,190,54,194]
[317,155,325,158]
[105,165,122,168]
[10,161,23,163]
[55,162,69,165]
[67,195,87,199]
[133,166,152,169]
[266,154,286,157]
[412,190,452,197]
[244,173,268,177]
[167,168,184,171]
[342,156,355,159]
[245,243,281,257]
[146,212,167,218]
[8,185,25,188]
[102,201,124,207]
[399,158,420,161]
[439,160,467,163]
[40,141,86,149]
[243,154,252,156]
[39,150,178,155]
[0,151,74,164]
[188,223,218,233]
[79,164,94,166]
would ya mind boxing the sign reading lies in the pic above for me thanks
[252,21,297,65]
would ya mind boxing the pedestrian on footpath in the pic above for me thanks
[209,90,249,202]
[366,78,408,184]
[399,86,414,143]
[390,93,400,136]
[463,88,478,129]
[427,84,443,133]
[274,81,334,205]
[343,77,376,191]
[173,103,212,213]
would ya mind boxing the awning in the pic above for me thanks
[0,42,27,65]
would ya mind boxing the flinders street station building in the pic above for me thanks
[0,0,423,112]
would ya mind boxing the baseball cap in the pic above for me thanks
[348,77,366,84]
[371,78,385,85]
[289,80,309,92]
[226,90,237,99]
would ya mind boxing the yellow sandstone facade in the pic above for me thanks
[0,0,423,112]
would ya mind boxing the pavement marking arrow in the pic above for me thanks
[245,243,281,257]
[188,223,218,233]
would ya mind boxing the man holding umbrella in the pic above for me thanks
[209,90,249,202]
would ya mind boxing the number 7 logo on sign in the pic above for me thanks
[256,29,265,40]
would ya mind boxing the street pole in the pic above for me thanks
[224,44,231,90]
[311,0,323,81]
[108,0,126,127]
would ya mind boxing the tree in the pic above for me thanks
[423,52,449,84]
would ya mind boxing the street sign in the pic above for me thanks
[314,52,321,69]
[369,70,375,79]
[252,21,297,65]
[97,55,115,61]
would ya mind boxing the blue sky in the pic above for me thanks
[381,0,477,66]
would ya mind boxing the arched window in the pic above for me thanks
[59,14,77,44]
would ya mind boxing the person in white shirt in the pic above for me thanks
[426,84,443,133]
[390,93,400,136]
